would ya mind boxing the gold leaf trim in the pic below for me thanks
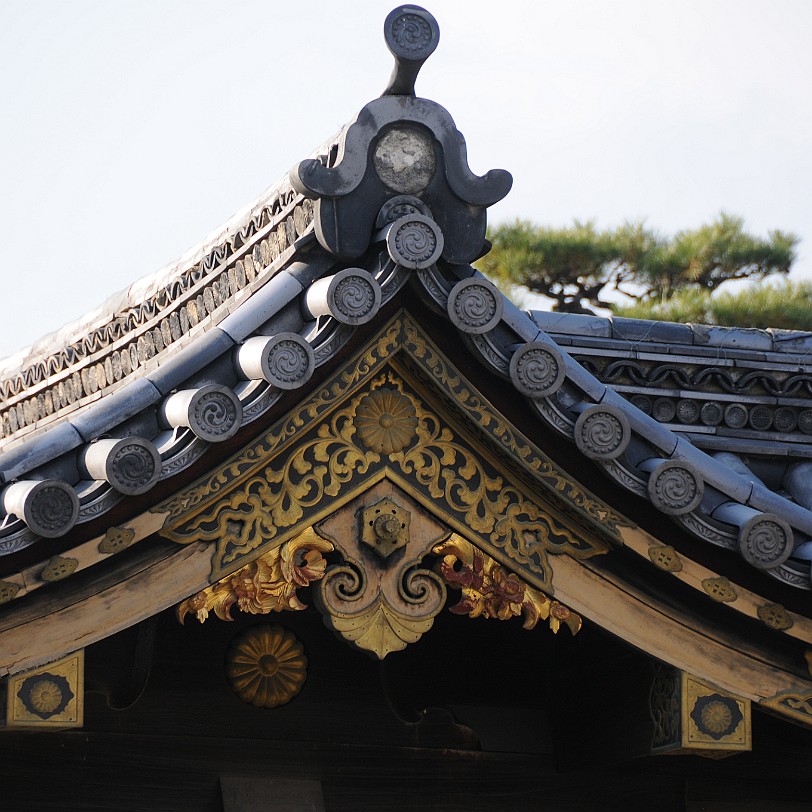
[177,528,333,623]
[41,556,78,582]
[434,536,582,635]
[702,577,737,603]
[225,624,307,708]
[757,602,793,631]
[648,545,683,572]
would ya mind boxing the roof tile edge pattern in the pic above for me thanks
[0,2,809,604]
[0,168,337,449]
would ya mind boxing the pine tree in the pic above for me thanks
[478,214,798,318]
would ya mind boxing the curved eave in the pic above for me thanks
[0,33,810,727]
[0,296,810,734]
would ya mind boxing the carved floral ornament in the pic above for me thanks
[160,371,608,585]
[176,524,581,661]
[156,315,622,581]
[434,536,582,635]
[225,624,307,708]
[354,388,418,454]
[165,315,603,660]
[177,528,332,623]
[6,651,84,728]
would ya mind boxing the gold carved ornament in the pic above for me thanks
[158,319,402,526]
[401,316,628,537]
[177,529,333,623]
[314,560,445,660]
[225,624,307,708]
[157,315,616,585]
[354,387,417,453]
[433,536,582,635]
[313,480,448,660]
[163,374,587,585]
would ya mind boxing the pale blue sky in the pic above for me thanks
[2,0,811,358]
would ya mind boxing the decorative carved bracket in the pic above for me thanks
[434,536,581,635]
[177,528,333,623]
[314,480,447,660]
[650,667,751,757]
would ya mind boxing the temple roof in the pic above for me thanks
[1,4,811,737]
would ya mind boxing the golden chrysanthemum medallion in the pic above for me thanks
[225,624,307,708]
[700,700,733,735]
[29,679,64,714]
[354,388,417,454]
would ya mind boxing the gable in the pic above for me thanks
[1,10,812,785]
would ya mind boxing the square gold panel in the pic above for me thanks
[5,650,84,729]
[682,673,751,752]
[651,667,751,757]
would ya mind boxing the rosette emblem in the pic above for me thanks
[354,388,418,454]
[225,624,307,708]
[18,673,74,719]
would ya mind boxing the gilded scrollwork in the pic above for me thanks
[401,316,628,539]
[176,529,333,623]
[434,536,582,635]
[156,318,401,526]
[169,371,599,581]
[762,690,812,725]
[159,315,616,584]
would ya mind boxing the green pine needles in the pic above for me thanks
[478,214,799,325]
